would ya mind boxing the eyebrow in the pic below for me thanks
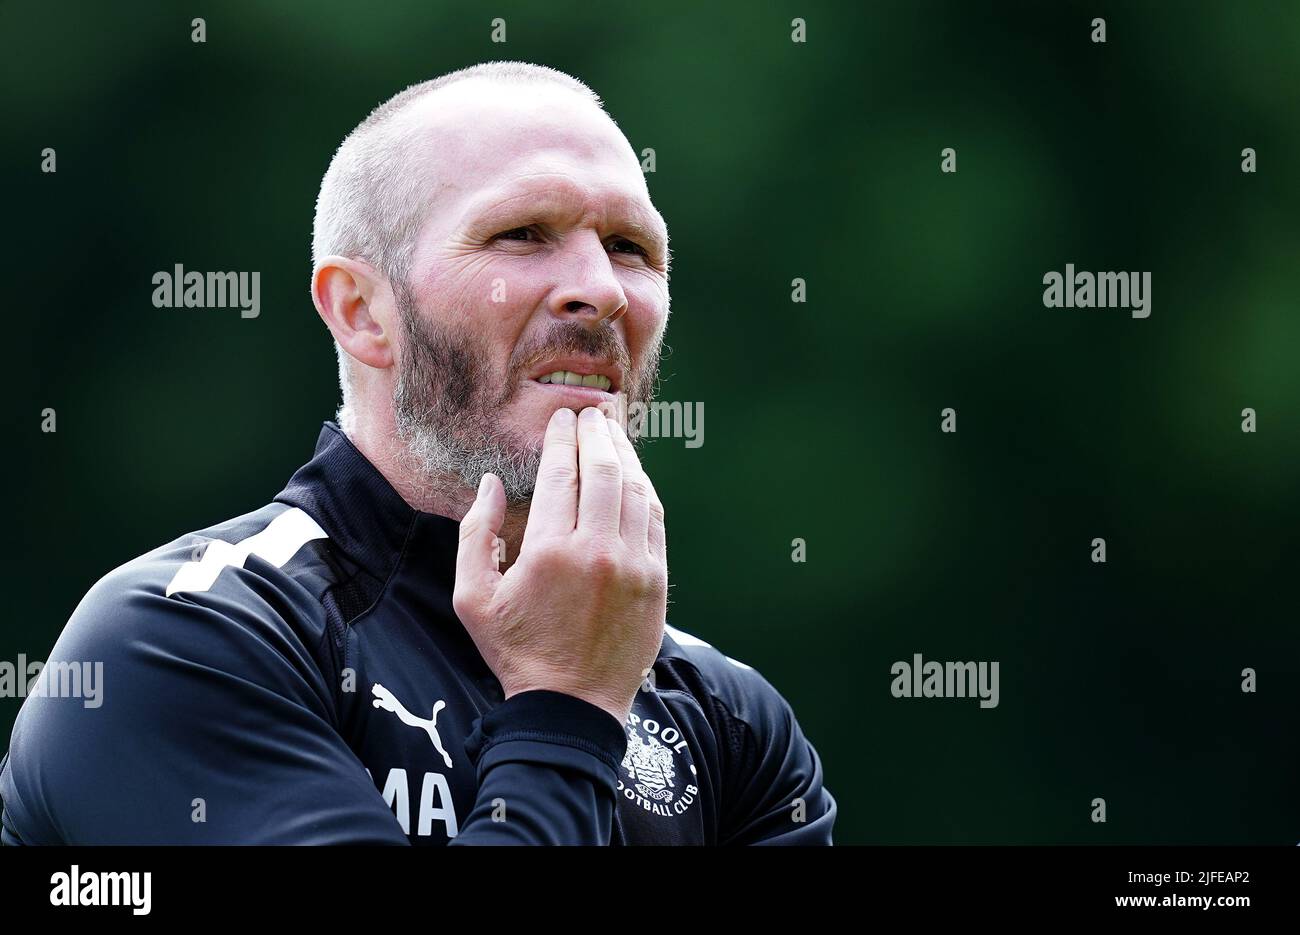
[464,181,668,250]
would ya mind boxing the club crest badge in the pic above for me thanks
[623,731,676,801]
[618,710,698,817]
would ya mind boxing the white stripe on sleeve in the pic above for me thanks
[165,507,328,597]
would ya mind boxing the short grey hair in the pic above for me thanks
[312,62,605,434]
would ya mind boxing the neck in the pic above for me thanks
[344,415,531,571]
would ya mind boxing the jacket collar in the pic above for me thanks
[274,422,462,589]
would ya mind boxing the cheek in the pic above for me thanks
[622,279,669,354]
[418,257,546,344]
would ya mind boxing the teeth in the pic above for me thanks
[536,370,612,391]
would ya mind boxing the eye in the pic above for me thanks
[609,238,648,257]
[492,226,536,242]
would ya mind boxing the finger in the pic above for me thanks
[647,490,666,562]
[607,417,649,549]
[577,406,622,537]
[454,473,507,609]
[523,407,579,546]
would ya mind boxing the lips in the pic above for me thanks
[536,370,613,391]
[527,358,622,393]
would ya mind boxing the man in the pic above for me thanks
[0,62,835,845]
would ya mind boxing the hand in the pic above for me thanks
[453,406,667,725]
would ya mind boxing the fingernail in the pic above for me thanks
[478,473,493,495]
[553,407,576,425]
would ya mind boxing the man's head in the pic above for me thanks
[311,62,670,505]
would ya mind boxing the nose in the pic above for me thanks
[547,231,629,326]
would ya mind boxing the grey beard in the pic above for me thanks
[391,279,661,507]
[397,417,543,506]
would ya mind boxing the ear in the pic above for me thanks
[311,256,395,371]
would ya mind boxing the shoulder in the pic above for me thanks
[34,501,341,717]
[657,623,796,741]
[1,503,342,843]
[656,623,836,844]
[63,502,334,658]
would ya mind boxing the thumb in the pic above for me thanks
[454,473,507,605]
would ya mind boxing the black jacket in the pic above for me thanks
[1,422,835,845]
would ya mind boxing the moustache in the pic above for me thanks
[509,320,633,383]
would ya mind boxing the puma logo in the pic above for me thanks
[371,683,453,769]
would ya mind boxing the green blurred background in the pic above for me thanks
[2,0,1297,844]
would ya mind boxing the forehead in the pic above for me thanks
[407,80,662,236]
